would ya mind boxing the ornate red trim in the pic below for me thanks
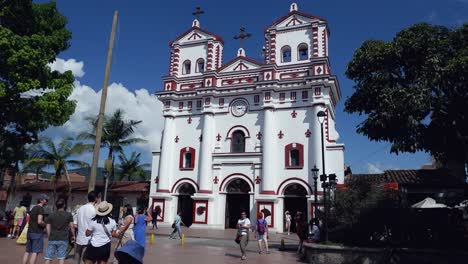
[192,200,208,224]
[169,26,224,46]
[151,199,165,222]
[260,190,276,195]
[276,177,313,195]
[219,173,254,192]
[157,189,170,193]
[257,201,274,228]
[179,147,196,170]
[171,178,199,193]
[285,143,304,169]
[226,125,251,139]
[198,190,212,194]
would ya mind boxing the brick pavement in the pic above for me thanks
[0,227,302,263]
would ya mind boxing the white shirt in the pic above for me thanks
[237,218,251,236]
[74,203,96,245]
[88,218,117,247]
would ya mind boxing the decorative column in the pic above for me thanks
[261,107,276,194]
[198,112,215,193]
[157,116,176,193]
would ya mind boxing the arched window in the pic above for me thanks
[290,149,300,166]
[285,143,304,168]
[231,131,246,153]
[281,46,292,63]
[179,147,195,170]
[298,43,308,61]
[184,152,192,168]
[196,58,205,73]
[183,60,191,75]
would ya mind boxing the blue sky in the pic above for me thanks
[38,0,468,173]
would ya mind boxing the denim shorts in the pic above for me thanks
[25,232,44,253]
[45,240,68,260]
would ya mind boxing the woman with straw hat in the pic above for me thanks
[83,201,117,264]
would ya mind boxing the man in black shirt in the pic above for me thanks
[22,193,48,264]
[45,198,75,264]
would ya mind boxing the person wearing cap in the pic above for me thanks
[83,201,117,264]
[22,193,49,264]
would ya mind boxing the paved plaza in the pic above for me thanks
[0,227,303,263]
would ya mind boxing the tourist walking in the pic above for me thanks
[237,211,250,260]
[22,194,49,264]
[295,212,308,254]
[169,211,184,239]
[44,198,75,264]
[11,201,27,239]
[285,210,292,235]
[134,207,151,248]
[256,212,270,254]
[83,201,117,264]
[151,207,158,230]
[74,191,97,264]
[116,204,135,248]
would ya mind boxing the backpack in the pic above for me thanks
[257,219,267,235]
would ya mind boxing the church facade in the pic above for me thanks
[150,3,344,231]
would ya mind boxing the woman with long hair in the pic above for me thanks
[115,204,135,248]
[83,201,117,264]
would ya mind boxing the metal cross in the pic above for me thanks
[192,7,205,20]
[233,27,252,48]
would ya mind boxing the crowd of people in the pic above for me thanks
[0,191,151,264]
[2,192,323,263]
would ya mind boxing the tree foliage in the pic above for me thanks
[78,109,147,181]
[0,0,76,171]
[25,137,90,201]
[117,151,150,181]
[345,23,468,175]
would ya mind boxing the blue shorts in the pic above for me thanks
[45,240,68,260]
[26,232,44,253]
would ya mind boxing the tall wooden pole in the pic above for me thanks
[88,11,119,193]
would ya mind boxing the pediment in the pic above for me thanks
[219,57,262,73]
[170,27,224,46]
[265,11,326,32]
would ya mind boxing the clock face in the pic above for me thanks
[230,99,248,117]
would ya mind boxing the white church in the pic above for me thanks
[150,3,344,232]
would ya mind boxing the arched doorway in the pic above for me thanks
[225,179,251,228]
[284,184,308,232]
[177,183,195,227]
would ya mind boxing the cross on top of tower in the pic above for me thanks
[192,6,204,27]
[233,27,252,49]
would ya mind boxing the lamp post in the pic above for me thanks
[317,110,327,242]
[311,165,319,218]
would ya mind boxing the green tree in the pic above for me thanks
[345,23,468,179]
[79,109,147,181]
[25,137,89,202]
[0,0,76,179]
[117,151,150,181]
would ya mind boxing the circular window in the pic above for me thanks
[230,98,249,117]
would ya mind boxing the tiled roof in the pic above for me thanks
[347,169,459,186]
[17,181,149,193]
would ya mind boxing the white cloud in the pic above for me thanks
[48,58,85,78]
[42,58,164,165]
[366,163,384,174]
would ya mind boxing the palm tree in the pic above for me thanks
[24,137,90,202]
[117,152,150,181]
[79,109,147,181]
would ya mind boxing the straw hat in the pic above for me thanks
[96,201,113,216]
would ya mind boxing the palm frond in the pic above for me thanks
[66,160,90,169]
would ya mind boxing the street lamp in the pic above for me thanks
[316,110,328,242]
[311,165,319,218]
